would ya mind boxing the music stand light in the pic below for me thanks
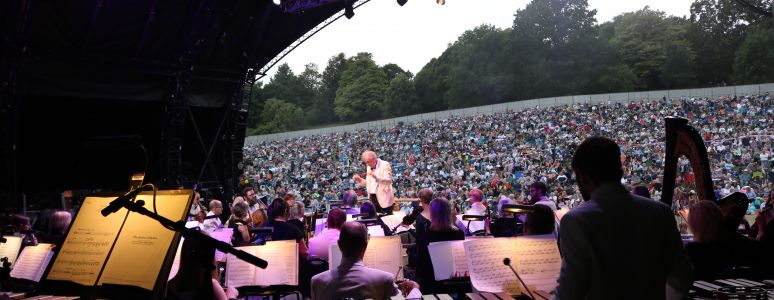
[461,214,485,235]
[501,204,534,214]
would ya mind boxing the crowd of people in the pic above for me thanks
[243,94,773,212]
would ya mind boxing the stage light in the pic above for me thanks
[273,0,281,5]
[397,0,407,6]
[436,0,445,4]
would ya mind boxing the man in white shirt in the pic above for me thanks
[455,188,487,235]
[530,181,557,211]
[311,222,421,299]
[308,208,346,259]
[353,150,395,214]
[202,199,223,231]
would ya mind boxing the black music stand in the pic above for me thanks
[236,284,301,300]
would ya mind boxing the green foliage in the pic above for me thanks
[253,98,305,134]
[384,73,420,117]
[733,24,774,84]
[334,53,388,122]
[245,0,772,135]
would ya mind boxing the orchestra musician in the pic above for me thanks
[310,222,421,299]
[358,201,391,237]
[553,136,693,299]
[352,150,395,215]
[417,198,465,293]
[244,186,268,227]
[454,188,486,235]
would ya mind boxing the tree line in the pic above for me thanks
[246,0,773,135]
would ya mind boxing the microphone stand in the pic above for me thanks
[503,257,535,300]
[108,198,268,269]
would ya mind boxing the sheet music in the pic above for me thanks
[99,192,191,290]
[0,236,23,265]
[428,240,468,280]
[514,235,561,292]
[254,240,298,286]
[185,221,201,229]
[167,238,184,281]
[47,196,127,285]
[329,236,404,281]
[227,241,298,287]
[225,248,256,288]
[363,236,403,281]
[457,215,485,233]
[10,243,54,282]
[464,238,521,294]
[209,228,233,262]
[367,225,385,237]
[314,219,325,236]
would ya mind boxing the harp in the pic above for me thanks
[661,116,749,232]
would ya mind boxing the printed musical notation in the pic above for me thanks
[328,236,404,281]
[0,236,23,265]
[464,238,521,295]
[428,240,468,280]
[514,235,562,292]
[47,197,126,286]
[226,240,299,288]
[10,243,55,282]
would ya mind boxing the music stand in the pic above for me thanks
[461,214,485,236]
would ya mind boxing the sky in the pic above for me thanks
[259,0,695,82]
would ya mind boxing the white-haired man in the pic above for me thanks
[353,150,395,214]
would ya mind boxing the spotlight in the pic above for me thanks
[397,0,407,6]
[273,0,281,5]
[344,2,354,19]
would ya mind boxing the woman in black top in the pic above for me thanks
[418,198,465,293]
[489,198,520,237]
[267,198,309,258]
[227,201,252,246]
[360,201,391,236]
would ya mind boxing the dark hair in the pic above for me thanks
[525,204,555,235]
[429,198,457,232]
[530,182,548,195]
[342,190,358,207]
[418,188,434,205]
[231,201,249,220]
[327,208,347,229]
[360,201,377,218]
[632,185,651,198]
[571,136,623,184]
[268,198,288,220]
[338,222,368,258]
[242,186,255,197]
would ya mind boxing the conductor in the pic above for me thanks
[353,150,395,215]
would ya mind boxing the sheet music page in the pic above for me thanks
[464,238,521,294]
[47,196,127,285]
[225,247,256,288]
[0,236,23,265]
[209,228,233,262]
[185,221,201,229]
[329,236,403,280]
[99,191,191,290]
[514,235,561,292]
[254,240,299,286]
[428,241,454,280]
[314,219,325,236]
[367,225,385,237]
[167,238,184,281]
[10,243,55,282]
[363,236,403,281]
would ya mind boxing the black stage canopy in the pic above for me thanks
[0,0,348,208]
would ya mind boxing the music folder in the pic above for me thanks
[42,190,193,298]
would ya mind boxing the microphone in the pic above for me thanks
[503,257,536,300]
[101,185,154,217]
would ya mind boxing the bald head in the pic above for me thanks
[338,222,369,258]
[469,188,483,203]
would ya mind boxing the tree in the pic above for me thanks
[609,8,697,89]
[732,24,774,84]
[309,53,350,125]
[253,98,305,134]
[383,73,420,117]
[382,63,412,82]
[334,53,388,122]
